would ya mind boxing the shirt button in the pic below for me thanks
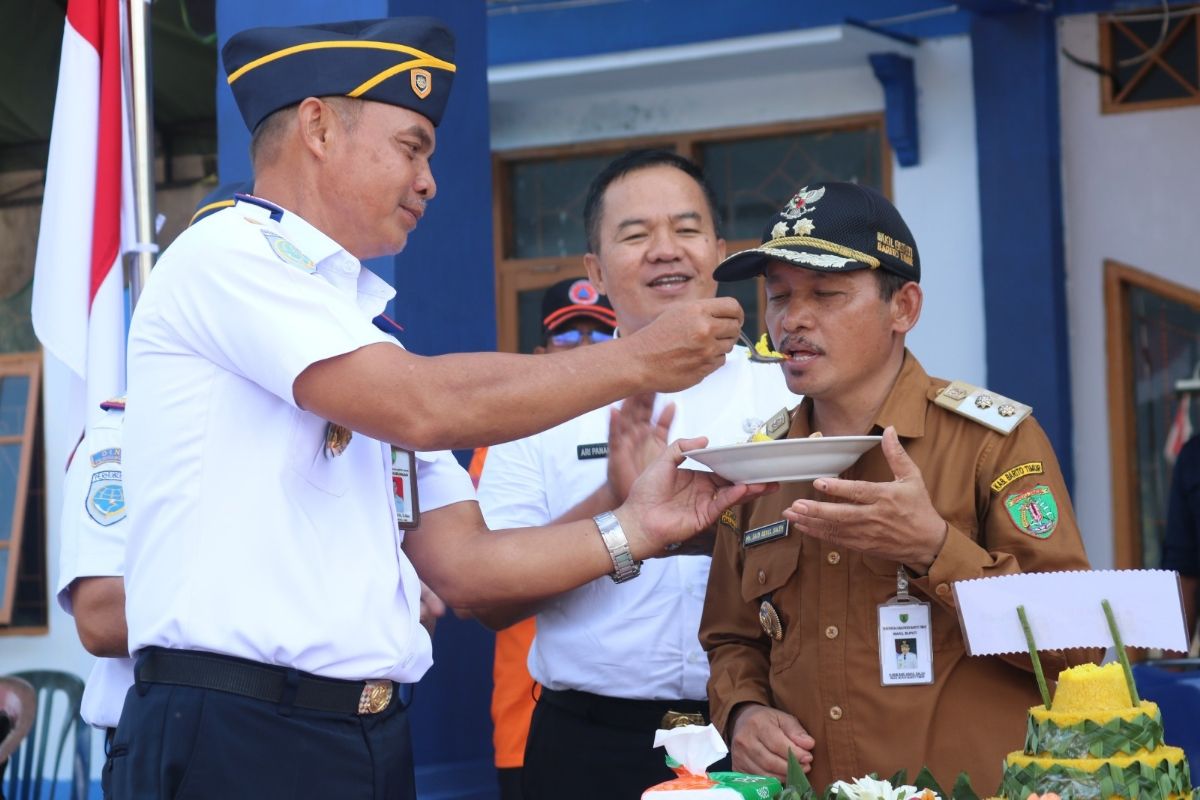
[824,625,839,639]
[757,569,767,585]
[826,551,841,565]
[829,705,843,720]
[935,583,951,597]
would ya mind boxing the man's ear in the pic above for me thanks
[583,253,606,295]
[296,97,336,159]
[891,281,923,335]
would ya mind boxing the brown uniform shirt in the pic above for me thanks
[700,351,1093,794]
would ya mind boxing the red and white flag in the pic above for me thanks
[31,0,135,456]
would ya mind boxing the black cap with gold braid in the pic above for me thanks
[222,17,456,132]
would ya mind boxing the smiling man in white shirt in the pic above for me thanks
[476,150,800,799]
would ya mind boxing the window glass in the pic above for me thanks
[0,375,29,436]
[700,127,884,242]
[1128,285,1200,567]
[0,442,20,543]
[509,154,615,258]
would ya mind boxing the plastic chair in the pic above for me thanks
[3,671,90,800]
[0,676,37,769]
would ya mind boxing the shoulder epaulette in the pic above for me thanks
[933,380,1031,436]
[99,396,126,412]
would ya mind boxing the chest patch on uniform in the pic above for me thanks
[90,447,121,467]
[261,231,315,272]
[743,520,788,548]
[1003,484,1058,538]
[990,461,1044,493]
[86,470,126,526]
[934,380,1032,435]
[576,442,608,460]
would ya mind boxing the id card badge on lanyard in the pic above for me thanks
[391,447,421,530]
[878,566,933,686]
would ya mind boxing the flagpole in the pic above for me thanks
[127,0,156,309]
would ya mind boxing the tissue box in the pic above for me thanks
[642,771,782,799]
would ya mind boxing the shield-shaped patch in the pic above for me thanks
[86,469,126,526]
[411,68,432,100]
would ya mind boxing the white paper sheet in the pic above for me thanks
[952,569,1189,656]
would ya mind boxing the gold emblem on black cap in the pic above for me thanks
[411,68,431,99]
[759,598,784,641]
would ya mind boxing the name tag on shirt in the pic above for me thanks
[577,443,608,460]
[743,520,788,548]
[391,447,420,530]
[878,600,933,686]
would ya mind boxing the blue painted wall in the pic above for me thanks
[970,10,1075,489]
[216,2,498,796]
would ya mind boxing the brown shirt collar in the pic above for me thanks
[788,349,933,440]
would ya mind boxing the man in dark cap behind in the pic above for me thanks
[699,182,1093,793]
[114,17,764,800]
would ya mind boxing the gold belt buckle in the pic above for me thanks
[357,680,393,715]
[660,710,705,729]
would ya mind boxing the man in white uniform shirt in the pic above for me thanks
[476,150,800,799]
[114,19,768,800]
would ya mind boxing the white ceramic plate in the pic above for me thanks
[683,436,882,484]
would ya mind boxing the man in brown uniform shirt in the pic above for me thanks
[698,182,1092,794]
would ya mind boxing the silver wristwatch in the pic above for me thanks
[593,511,642,583]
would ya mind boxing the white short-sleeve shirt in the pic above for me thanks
[477,349,799,701]
[123,197,474,683]
[55,404,135,729]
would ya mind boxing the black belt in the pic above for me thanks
[539,688,709,732]
[136,647,399,716]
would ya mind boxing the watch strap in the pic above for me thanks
[593,511,641,583]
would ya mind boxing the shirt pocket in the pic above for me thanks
[859,515,978,652]
[739,533,804,674]
[287,411,351,497]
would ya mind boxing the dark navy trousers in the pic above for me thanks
[107,680,415,800]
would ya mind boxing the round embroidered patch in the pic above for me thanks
[568,279,599,305]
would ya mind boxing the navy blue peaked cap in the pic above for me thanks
[222,17,456,133]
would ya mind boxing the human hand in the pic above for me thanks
[782,426,947,570]
[729,703,816,779]
[419,581,446,636]
[616,437,776,558]
[607,394,675,504]
[626,298,743,393]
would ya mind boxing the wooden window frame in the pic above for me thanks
[1103,260,1200,569]
[0,351,43,631]
[491,113,891,353]
[1099,6,1200,114]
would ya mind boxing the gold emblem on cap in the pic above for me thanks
[759,599,784,641]
[411,68,432,99]
[358,680,393,714]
